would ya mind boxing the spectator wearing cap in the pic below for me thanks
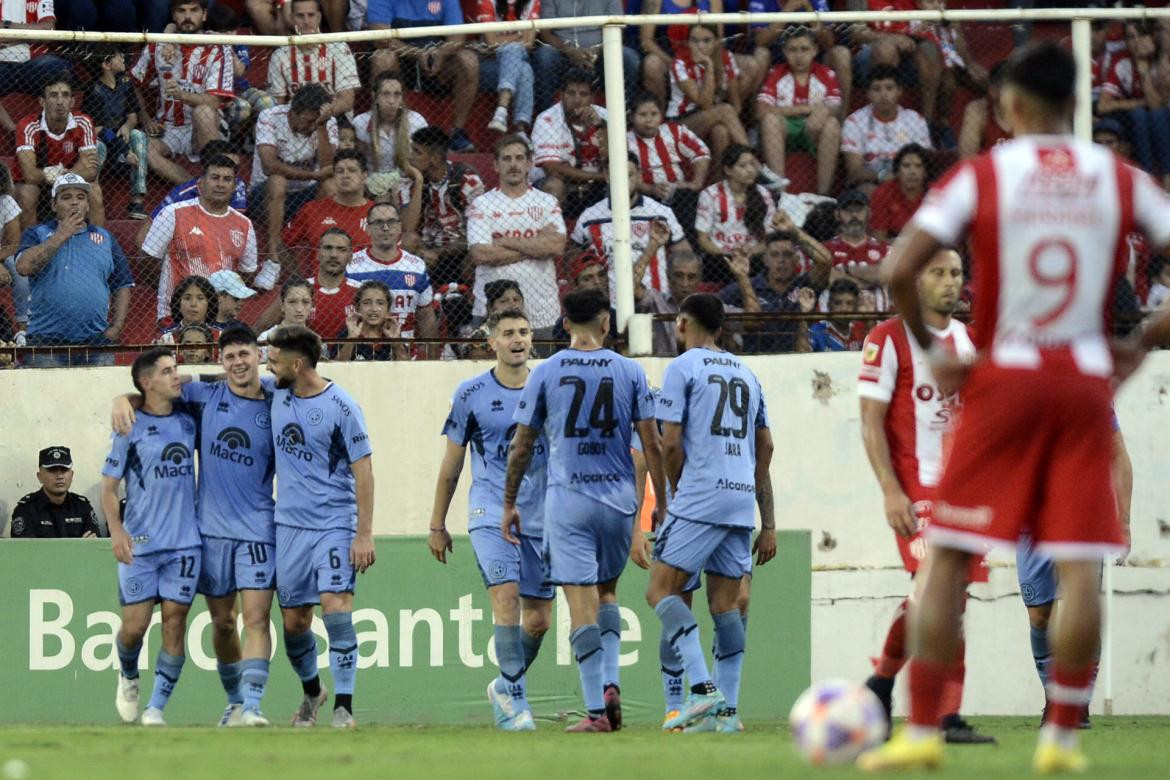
[823,188,890,313]
[13,174,133,366]
[9,447,101,539]
[209,269,256,331]
[552,251,619,342]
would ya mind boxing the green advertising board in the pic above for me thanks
[3,534,809,726]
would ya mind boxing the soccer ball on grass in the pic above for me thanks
[788,679,887,765]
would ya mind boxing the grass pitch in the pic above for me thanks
[0,717,1166,779]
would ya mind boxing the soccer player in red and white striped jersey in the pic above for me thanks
[756,27,842,196]
[130,1,234,184]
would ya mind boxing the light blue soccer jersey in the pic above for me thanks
[102,410,201,554]
[442,369,549,538]
[272,382,372,530]
[514,348,655,514]
[178,380,276,543]
[657,347,769,527]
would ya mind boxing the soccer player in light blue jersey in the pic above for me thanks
[428,308,552,731]
[266,324,376,729]
[645,293,777,733]
[113,327,279,727]
[102,349,201,727]
[504,288,668,732]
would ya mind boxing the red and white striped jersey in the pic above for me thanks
[266,42,361,102]
[532,102,607,173]
[570,194,685,294]
[757,62,841,109]
[667,49,739,118]
[913,136,1170,377]
[695,180,775,253]
[628,122,710,185]
[1101,55,1146,101]
[131,43,234,127]
[859,317,975,491]
[13,111,96,183]
[0,0,54,62]
[398,161,486,249]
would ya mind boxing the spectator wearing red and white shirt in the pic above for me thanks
[14,74,102,230]
[627,93,710,240]
[1098,21,1170,186]
[855,0,945,126]
[757,27,843,197]
[130,1,233,185]
[307,228,361,340]
[400,125,487,287]
[1090,20,1128,105]
[141,155,259,319]
[531,67,607,219]
[842,65,931,192]
[279,148,371,276]
[666,24,749,182]
[466,135,566,333]
[267,0,360,117]
[695,145,780,267]
[0,0,69,134]
[824,188,890,313]
[869,142,929,242]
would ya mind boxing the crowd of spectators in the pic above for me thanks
[0,0,1161,363]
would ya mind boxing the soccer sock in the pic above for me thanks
[907,658,951,729]
[1045,664,1095,731]
[493,624,527,707]
[598,602,622,690]
[284,628,321,696]
[520,629,544,672]
[875,598,909,679]
[241,658,270,713]
[712,610,746,711]
[1030,624,1052,690]
[116,637,141,680]
[939,639,966,719]
[659,633,685,714]
[654,595,713,688]
[217,660,243,705]
[569,624,605,717]
[147,651,185,712]
[323,612,358,711]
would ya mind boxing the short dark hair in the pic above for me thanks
[679,293,725,334]
[828,277,861,298]
[367,201,398,221]
[290,83,331,115]
[562,288,610,324]
[199,139,242,164]
[42,71,73,96]
[631,91,663,113]
[333,147,368,172]
[868,64,901,88]
[280,276,314,302]
[562,67,594,90]
[765,230,800,246]
[319,227,352,245]
[484,279,523,308]
[412,125,451,153]
[205,1,237,31]
[170,274,219,324]
[178,322,214,343]
[487,308,529,331]
[493,133,531,160]
[202,154,238,175]
[219,326,258,349]
[1004,40,1076,108]
[170,0,206,11]
[267,324,322,368]
[132,347,175,395]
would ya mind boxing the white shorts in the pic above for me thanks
[160,123,198,161]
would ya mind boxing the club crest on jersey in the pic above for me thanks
[863,342,880,364]
[230,229,244,248]
[633,221,649,236]
[527,206,544,221]
[404,274,416,287]
[868,249,882,261]
[428,0,442,14]
[89,232,104,245]
[63,141,74,154]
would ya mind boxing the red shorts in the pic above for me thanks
[896,491,989,583]
[930,360,1124,560]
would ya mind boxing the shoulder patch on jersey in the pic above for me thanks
[863,342,881,364]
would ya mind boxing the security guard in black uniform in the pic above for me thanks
[10,447,101,538]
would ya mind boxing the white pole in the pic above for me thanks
[602,23,639,347]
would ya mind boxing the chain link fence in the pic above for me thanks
[0,2,1164,365]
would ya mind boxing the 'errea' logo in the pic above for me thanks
[154,443,194,479]
[277,423,312,461]
[210,427,255,466]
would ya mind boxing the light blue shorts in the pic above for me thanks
[1017,534,1058,607]
[543,486,633,586]
[118,547,202,606]
[469,525,554,600]
[654,513,752,580]
[275,525,355,608]
[198,537,276,598]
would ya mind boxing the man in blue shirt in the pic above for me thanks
[505,288,667,731]
[14,174,133,366]
[266,324,375,729]
[801,278,865,353]
[429,308,551,731]
[367,0,479,151]
[102,348,201,727]
[112,327,278,727]
[645,293,777,733]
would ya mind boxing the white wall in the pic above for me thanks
[3,352,1168,713]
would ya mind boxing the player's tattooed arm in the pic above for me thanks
[502,424,537,544]
[753,426,777,565]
